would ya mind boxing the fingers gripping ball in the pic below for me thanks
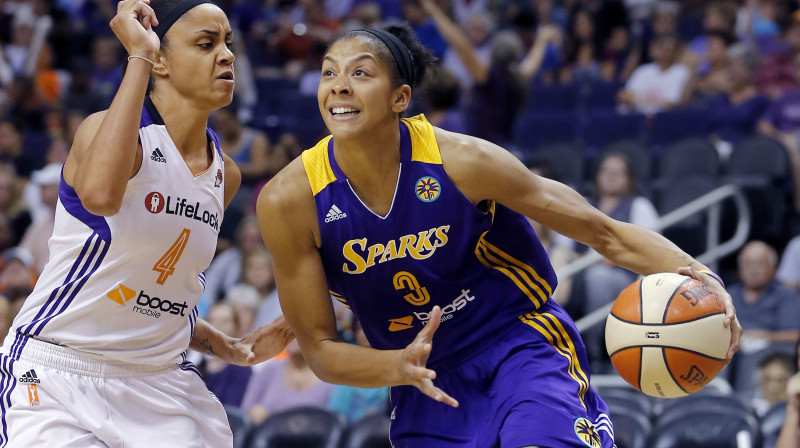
[605,273,731,398]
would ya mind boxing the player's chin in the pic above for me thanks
[324,120,362,140]
[209,90,235,109]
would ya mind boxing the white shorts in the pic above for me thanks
[0,337,232,448]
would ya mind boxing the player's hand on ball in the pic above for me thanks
[678,267,742,359]
[227,316,295,366]
[110,0,160,60]
[399,306,459,408]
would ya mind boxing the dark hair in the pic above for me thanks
[334,23,438,89]
[794,339,800,373]
[758,351,794,371]
[594,151,636,197]
[422,69,460,111]
[707,1,738,30]
[151,0,212,50]
[705,30,737,46]
[140,0,213,92]
[566,8,600,63]
[652,31,681,45]
[525,158,557,181]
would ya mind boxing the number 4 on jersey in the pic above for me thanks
[153,228,191,285]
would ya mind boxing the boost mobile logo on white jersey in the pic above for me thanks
[106,283,189,319]
[144,191,220,231]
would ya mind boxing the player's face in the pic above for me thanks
[318,38,400,141]
[160,4,235,109]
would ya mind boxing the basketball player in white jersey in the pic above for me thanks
[0,0,293,446]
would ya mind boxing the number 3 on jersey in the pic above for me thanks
[393,271,430,306]
[153,228,191,285]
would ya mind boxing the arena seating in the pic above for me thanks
[246,407,347,448]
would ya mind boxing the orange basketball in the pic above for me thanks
[605,272,731,398]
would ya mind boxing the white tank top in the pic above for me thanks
[3,98,225,365]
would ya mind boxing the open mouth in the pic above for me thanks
[330,107,360,117]
[217,73,234,81]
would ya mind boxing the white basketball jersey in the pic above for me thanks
[3,98,225,365]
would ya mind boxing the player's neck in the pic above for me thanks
[149,90,212,159]
[333,121,401,182]
[332,123,402,216]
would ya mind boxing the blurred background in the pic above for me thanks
[2,0,800,446]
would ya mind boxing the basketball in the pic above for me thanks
[605,272,731,398]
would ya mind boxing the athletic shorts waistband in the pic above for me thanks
[4,337,177,378]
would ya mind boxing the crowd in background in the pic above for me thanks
[2,0,800,432]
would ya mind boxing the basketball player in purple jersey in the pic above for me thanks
[257,24,742,447]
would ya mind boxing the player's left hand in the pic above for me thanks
[224,316,295,366]
[678,267,742,360]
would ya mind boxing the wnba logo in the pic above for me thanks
[19,370,40,406]
[145,192,165,213]
[573,418,601,447]
[415,177,440,202]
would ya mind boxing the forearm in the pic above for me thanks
[189,318,234,357]
[426,4,487,81]
[776,407,800,448]
[74,61,151,211]
[426,4,465,49]
[519,41,548,80]
[597,220,709,276]
[305,339,404,388]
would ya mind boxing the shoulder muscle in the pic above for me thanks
[257,157,319,250]
[434,126,538,205]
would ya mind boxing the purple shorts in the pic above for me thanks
[388,301,615,448]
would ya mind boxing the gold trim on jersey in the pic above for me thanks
[330,290,350,308]
[301,135,336,196]
[520,311,590,408]
[302,115,440,195]
[474,232,551,308]
[402,115,442,165]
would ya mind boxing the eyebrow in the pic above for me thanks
[196,30,233,37]
[323,54,377,65]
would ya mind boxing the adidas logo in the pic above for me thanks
[324,204,347,223]
[19,369,40,384]
[150,147,166,163]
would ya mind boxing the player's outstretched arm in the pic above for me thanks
[776,372,800,448]
[63,0,159,216]
[190,316,295,366]
[435,127,741,358]
[256,159,458,407]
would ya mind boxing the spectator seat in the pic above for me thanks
[247,407,347,448]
